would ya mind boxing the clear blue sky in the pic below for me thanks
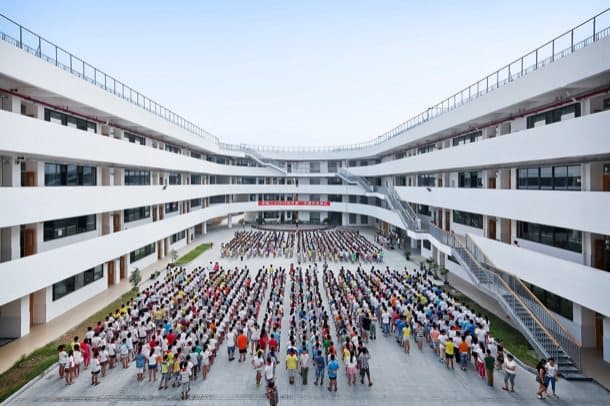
[1,1,608,146]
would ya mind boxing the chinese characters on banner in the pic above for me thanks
[257,200,331,207]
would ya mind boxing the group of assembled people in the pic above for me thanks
[221,229,384,263]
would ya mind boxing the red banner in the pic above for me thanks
[258,200,331,207]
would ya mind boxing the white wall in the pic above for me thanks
[45,275,106,322]
[468,234,610,317]
[349,110,610,177]
[395,187,610,236]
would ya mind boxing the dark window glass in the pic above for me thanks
[539,167,553,190]
[452,210,483,229]
[44,108,97,133]
[527,168,539,189]
[124,206,150,223]
[45,163,96,186]
[44,215,96,241]
[130,243,156,262]
[553,166,567,189]
[52,265,103,301]
[517,221,581,252]
[567,165,581,190]
[523,282,573,320]
[124,169,150,185]
[165,202,179,213]
[125,132,146,145]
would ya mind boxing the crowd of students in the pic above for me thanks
[55,233,559,403]
[221,230,384,263]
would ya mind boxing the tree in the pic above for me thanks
[129,268,141,291]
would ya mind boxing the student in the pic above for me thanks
[58,344,68,379]
[445,338,455,370]
[286,349,298,384]
[73,344,83,377]
[502,353,517,392]
[358,347,372,386]
[266,381,279,406]
[544,357,559,398]
[120,338,129,368]
[327,354,339,392]
[159,355,169,390]
[484,349,495,386]
[81,339,91,369]
[99,345,109,377]
[345,352,358,385]
[65,350,74,385]
[536,359,548,399]
[134,348,146,381]
[252,350,265,386]
[458,336,469,371]
[264,356,275,384]
[227,329,236,361]
[90,351,101,386]
[237,329,248,363]
[314,350,326,386]
[299,349,309,385]
[201,344,211,381]
[402,322,411,354]
[148,348,158,382]
[180,362,190,400]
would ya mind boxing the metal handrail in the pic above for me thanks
[464,235,581,367]
[451,234,567,360]
[1,9,609,153]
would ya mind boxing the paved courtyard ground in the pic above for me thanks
[7,227,610,405]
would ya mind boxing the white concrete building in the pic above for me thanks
[0,10,609,376]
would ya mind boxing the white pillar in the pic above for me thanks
[203,222,207,235]
[228,214,232,229]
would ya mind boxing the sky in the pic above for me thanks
[1,1,608,147]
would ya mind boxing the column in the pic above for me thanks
[572,304,596,347]
[203,221,207,235]
[228,214,233,229]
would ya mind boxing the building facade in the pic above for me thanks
[0,11,609,372]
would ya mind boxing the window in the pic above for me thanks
[423,240,431,249]
[517,221,582,252]
[604,98,610,110]
[310,212,321,224]
[309,162,320,173]
[124,206,150,223]
[191,175,202,184]
[44,108,96,133]
[124,132,145,145]
[517,165,581,191]
[130,243,156,262]
[523,283,573,320]
[452,131,482,146]
[124,169,150,185]
[45,163,97,186]
[170,230,185,243]
[452,210,483,229]
[360,215,368,224]
[190,198,202,207]
[191,151,202,159]
[417,144,435,154]
[309,178,320,185]
[348,195,357,203]
[44,215,96,241]
[417,174,435,187]
[52,265,103,301]
[168,173,181,185]
[165,143,181,154]
[526,103,581,128]
[165,202,179,213]
[458,171,482,188]
[349,214,357,224]
[310,194,321,201]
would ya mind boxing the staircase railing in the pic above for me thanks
[463,235,582,369]
[337,168,373,192]
[242,148,287,174]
